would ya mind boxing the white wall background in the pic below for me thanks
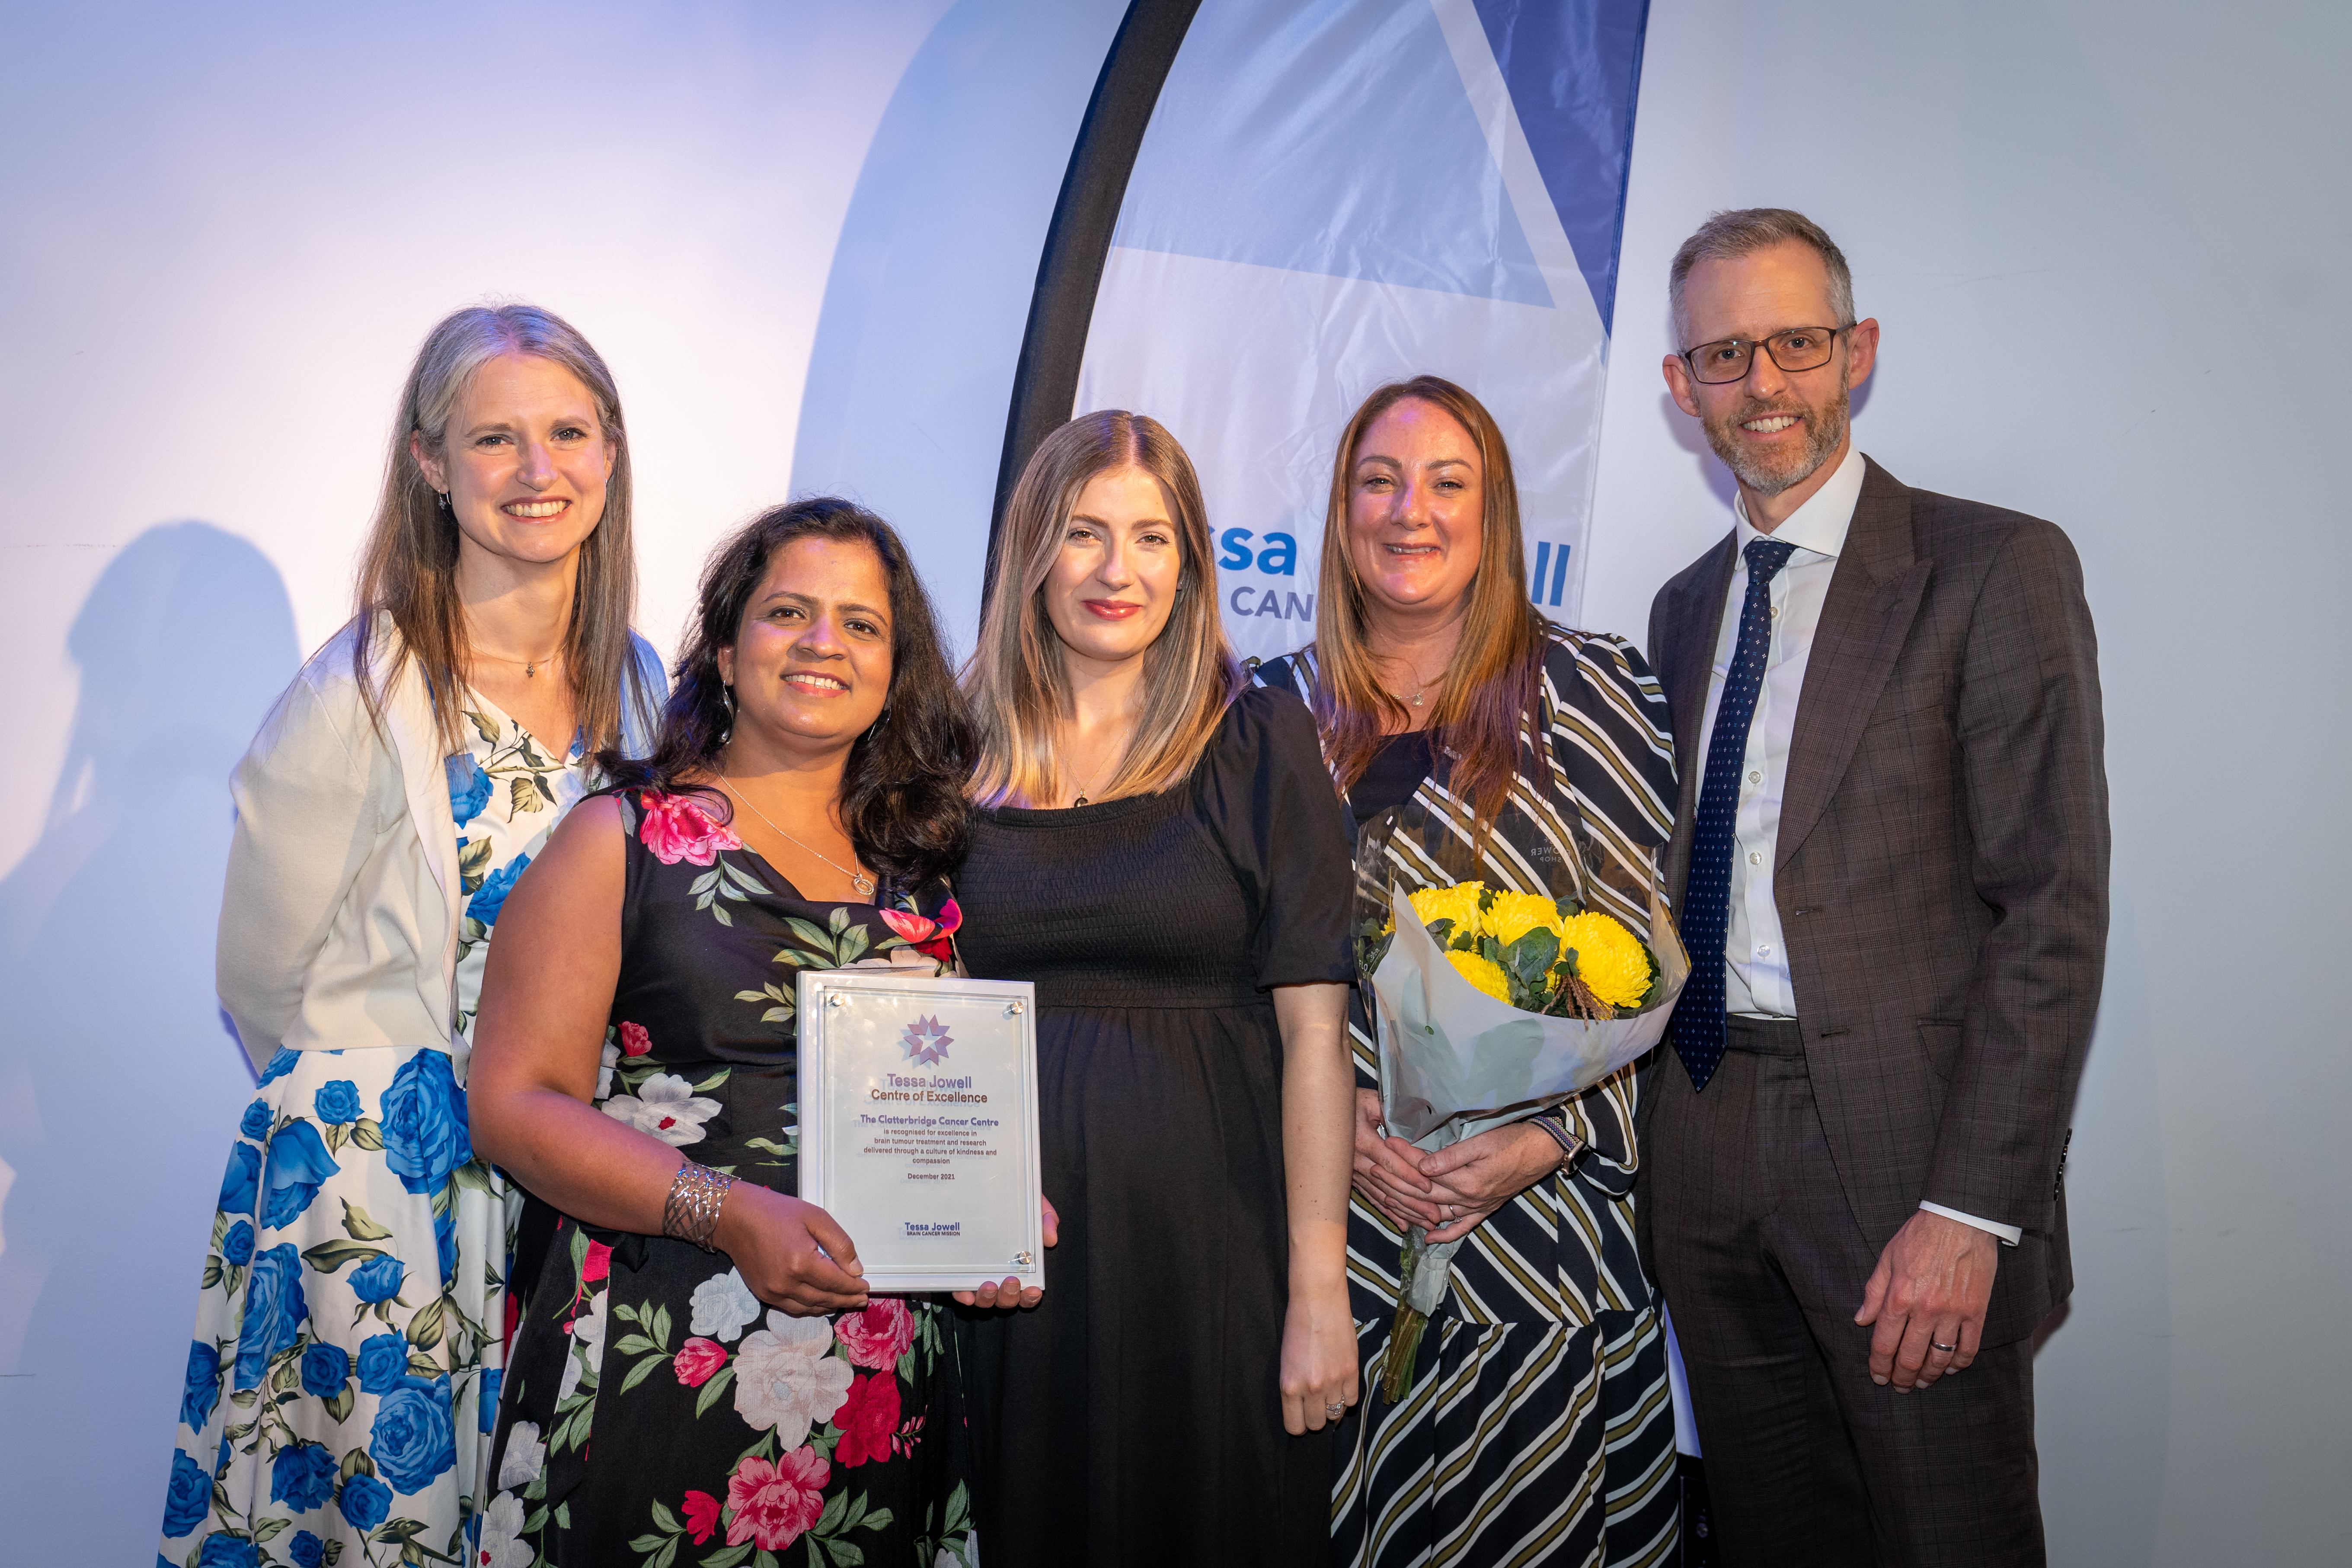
[0,2,972,1555]
[0,2,2343,1562]
[1589,6,2351,1564]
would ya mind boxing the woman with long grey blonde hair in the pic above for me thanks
[159,305,663,1565]
[953,410,1359,1564]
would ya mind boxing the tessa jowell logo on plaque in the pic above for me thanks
[796,971,1045,1292]
[899,1015,952,1067]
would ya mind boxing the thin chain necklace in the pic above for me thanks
[1389,671,1442,708]
[476,647,563,679]
[1070,756,1113,808]
[718,773,876,897]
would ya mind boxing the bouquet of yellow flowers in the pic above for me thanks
[1377,882,1661,1021]
[1354,811,1688,1400]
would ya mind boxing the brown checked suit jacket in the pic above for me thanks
[1642,457,2110,1344]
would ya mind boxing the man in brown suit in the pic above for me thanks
[1639,209,2108,1565]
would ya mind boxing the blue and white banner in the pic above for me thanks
[1071,0,1650,664]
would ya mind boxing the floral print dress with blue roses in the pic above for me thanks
[478,788,976,1568]
[162,696,585,1568]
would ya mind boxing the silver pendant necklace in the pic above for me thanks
[719,774,876,897]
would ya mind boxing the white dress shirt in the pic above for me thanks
[1697,447,2019,1245]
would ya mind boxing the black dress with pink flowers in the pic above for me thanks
[483,788,975,1568]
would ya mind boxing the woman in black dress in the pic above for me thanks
[954,411,1360,1565]
[465,499,1032,1566]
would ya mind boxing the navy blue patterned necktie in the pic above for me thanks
[1673,536,1797,1091]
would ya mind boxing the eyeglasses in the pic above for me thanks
[1678,325,1851,385]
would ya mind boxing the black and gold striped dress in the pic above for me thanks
[1256,629,1682,1568]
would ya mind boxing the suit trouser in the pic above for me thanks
[1646,1018,2044,1568]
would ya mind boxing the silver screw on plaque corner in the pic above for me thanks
[828,993,847,1009]
[1005,1000,1024,1016]
[1013,1251,1033,1269]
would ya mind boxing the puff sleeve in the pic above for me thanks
[1192,685,1357,992]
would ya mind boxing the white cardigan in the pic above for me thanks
[215,620,666,1073]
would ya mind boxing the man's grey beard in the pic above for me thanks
[1704,386,1849,498]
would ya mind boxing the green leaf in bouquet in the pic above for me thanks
[1497,928,1561,1010]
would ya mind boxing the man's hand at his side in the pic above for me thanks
[1854,1209,2000,1390]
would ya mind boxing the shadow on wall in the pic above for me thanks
[0,523,298,1558]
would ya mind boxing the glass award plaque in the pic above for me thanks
[795,970,1044,1293]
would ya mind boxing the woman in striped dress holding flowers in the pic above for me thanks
[1255,377,1683,1566]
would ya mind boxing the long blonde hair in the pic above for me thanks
[350,303,649,756]
[965,411,1241,807]
[1310,376,1548,825]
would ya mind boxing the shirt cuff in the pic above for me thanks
[1919,1201,2021,1246]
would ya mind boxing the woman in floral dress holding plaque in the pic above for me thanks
[467,499,1026,1566]
[159,305,665,1567]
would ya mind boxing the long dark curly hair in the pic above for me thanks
[600,498,973,894]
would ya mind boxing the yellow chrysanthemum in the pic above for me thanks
[1485,891,1565,948]
[1445,948,1512,1003]
[1408,882,1485,941]
[1559,911,1653,1010]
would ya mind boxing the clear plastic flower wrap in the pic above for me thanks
[1352,807,1690,1399]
